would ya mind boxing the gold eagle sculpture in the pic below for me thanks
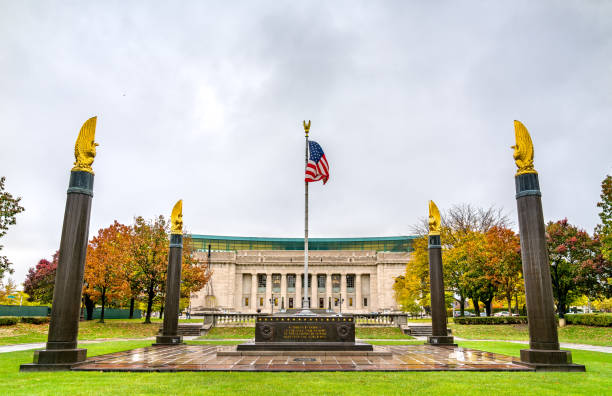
[428,200,441,236]
[303,120,311,134]
[512,120,537,176]
[71,116,99,174]
[170,199,183,235]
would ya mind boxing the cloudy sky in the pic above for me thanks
[1,1,611,285]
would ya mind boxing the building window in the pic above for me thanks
[319,297,324,308]
[257,274,267,293]
[332,274,340,292]
[317,274,326,289]
[287,274,296,291]
[272,274,281,293]
[289,297,294,308]
[348,297,353,307]
[363,297,368,307]
[244,297,249,307]
[346,274,355,291]
[259,297,264,307]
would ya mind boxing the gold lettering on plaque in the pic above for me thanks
[282,325,328,340]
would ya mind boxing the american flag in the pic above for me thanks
[305,140,329,184]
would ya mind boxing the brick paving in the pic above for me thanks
[72,344,533,372]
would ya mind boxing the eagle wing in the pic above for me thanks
[513,120,536,175]
[72,116,97,173]
[428,200,441,236]
[171,199,183,234]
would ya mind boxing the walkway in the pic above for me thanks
[72,344,532,372]
[1,337,609,354]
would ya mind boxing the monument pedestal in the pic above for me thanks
[515,349,585,372]
[427,336,457,346]
[20,348,87,371]
[154,335,183,346]
[236,314,373,352]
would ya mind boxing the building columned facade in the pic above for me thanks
[189,235,415,314]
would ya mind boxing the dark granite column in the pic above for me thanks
[427,234,455,346]
[515,173,584,371]
[155,234,183,345]
[21,171,93,371]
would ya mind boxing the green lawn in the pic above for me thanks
[1,340,610,395]
[449,323,612,346]
[199,326,254,339]
[356,327,414,339]
[0,318,199,345]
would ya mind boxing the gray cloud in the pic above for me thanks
[1,1,611,285]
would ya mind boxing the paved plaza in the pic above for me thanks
[72,344,533,372]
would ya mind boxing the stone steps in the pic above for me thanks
[158,323,203,336]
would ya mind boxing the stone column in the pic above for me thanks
[427,234,455,346]
[251,272,257,313]
[356,274,362,312]
[265,272,272,313]
[155,233,183,345]
[514,172,584,370]
[228,263,236,310]
[376,263,384,310]
[311,273,317,308]
[280,273,287,310]
[325,273,332,311]
[340,272,347,313]
[22,170,94,371]
[295,274,301,310]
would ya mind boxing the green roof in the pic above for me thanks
[188,234,417,252]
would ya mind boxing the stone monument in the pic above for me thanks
[155,199,184,345]
[426,200,455,346]
[21,117,99,371]
[511,120,584,371]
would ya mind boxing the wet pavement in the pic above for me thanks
[72,344,533,372]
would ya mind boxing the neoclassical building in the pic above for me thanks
[189,235,415,314]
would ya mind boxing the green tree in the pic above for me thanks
[0,177,25,278]
[595,175,612,262]
[546,219,609,317]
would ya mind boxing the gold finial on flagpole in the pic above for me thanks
[303,120,311,137]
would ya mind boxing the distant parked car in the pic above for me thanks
[480,312,487,317]
[494,311,510,317]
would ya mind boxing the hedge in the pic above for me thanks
[20,316,50,324]
[564,314,612,327]
[0,317,19,326]
[453,316,528,325]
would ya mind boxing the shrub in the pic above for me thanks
[564,314,612,327]
[20,316,50,325]
[453,316,528,325]
[0,317,19,326]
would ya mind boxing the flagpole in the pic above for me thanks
[303,120,310,311]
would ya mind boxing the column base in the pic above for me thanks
[426,336,457,346]
[514,349,586,372]
[20,348,87,371]
[153,335,183,345]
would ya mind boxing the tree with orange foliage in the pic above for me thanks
[130,216,170,323]
[484,226,522,314]
[84,221,131,323]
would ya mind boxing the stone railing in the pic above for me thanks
[201,312,410,328]
[203,313,259,327]
[354,313,409,327]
